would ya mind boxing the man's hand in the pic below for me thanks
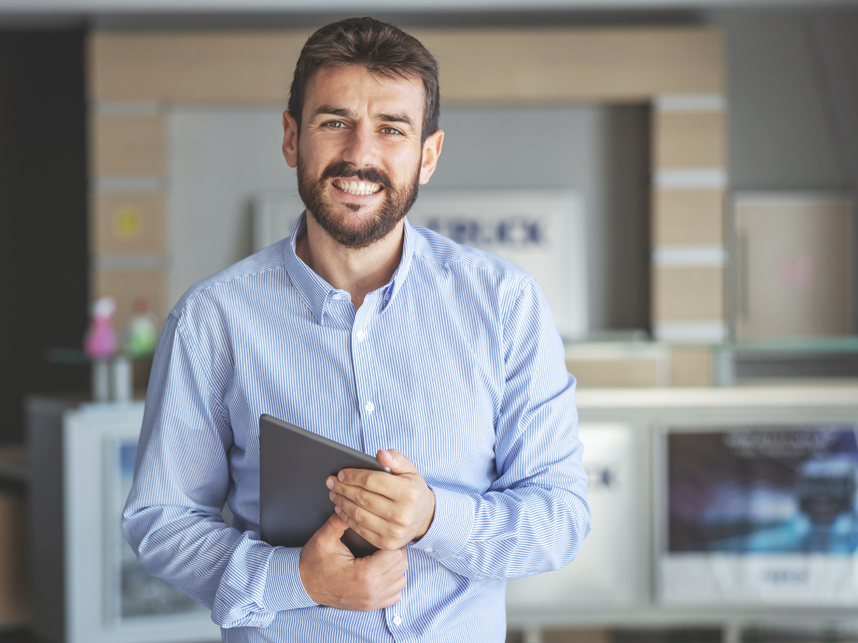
[299,513,408,611]
[327,449,436,551]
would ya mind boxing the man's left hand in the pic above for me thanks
[327,449,435,551]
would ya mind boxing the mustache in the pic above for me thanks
[322,162,392,189]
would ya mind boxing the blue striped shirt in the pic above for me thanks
[123,214,590,643]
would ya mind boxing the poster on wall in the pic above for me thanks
[408,189,588,340]
[659,425,858,606]
[111,441,208,621]
[506,423,636,610]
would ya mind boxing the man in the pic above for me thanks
[124,17,590,643]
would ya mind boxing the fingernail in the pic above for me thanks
[329,491,336,502]
[338,471,344,481]
[326,478,334,489]
[334,505,341,515]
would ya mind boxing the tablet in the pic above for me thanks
[259,413,392,558]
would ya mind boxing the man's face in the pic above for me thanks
[282,65,443,249]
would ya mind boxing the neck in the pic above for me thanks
[295,213,405,310]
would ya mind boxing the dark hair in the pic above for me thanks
[288,17,440,142]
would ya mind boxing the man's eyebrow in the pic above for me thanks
[313,105,357,119]
[377,113,414,128]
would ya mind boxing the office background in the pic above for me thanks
[1,1,858,642]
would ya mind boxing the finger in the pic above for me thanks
[336,468,401,500]
[362,547,408,576]
[333,492,411,549]
[316,512,350,543]
[333,503,387,549]
[329,480,396,518]
[376,449,417,475]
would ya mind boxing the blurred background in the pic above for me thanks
[0,0,857,642]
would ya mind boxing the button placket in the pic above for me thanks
[352,295,380,452]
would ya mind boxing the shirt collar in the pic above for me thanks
[283,212,416,325]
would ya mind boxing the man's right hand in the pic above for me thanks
[299,513,408,611]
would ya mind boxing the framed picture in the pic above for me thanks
[658,422,858,606]
[64,404,220,643]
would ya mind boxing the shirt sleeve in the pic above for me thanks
[410,277,592,579]
[122,313,317,629]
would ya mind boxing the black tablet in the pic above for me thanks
[259,413,392,558]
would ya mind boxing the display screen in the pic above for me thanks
[668,426,858,555]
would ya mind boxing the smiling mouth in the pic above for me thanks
[332,179,383,196]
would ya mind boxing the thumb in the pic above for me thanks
[377,449,416,475]
[318,512,349,542]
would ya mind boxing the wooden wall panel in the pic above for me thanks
[415,27,723,101]
[92,269,166,331]
[91,32,308,103]
[653,189,724,246]
[92,115,165,176]
[669,346,713,386]
[653,112,725,169]
[93,193,165,255]
[653,266,724,321]
[91,27,723,104]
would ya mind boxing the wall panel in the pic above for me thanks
[653,189,724,246]
[653,266,725,321]
[92,114,165,176]
[93,193,165,255]
[91,32,307,103]
[653,112,725,169]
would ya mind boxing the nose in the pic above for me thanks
[341,121,378,169]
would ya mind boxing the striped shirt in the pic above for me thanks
[123,214,590,643]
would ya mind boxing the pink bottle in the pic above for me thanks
[84,297,118,360]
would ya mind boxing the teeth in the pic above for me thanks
[335,180,381,196]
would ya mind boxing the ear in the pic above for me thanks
[282,110,299,168]
[418,129,444,185]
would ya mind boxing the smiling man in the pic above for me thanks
[123,17,590,643]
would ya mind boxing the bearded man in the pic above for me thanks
[124,17,590,643]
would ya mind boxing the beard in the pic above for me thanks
[297,157,420,250]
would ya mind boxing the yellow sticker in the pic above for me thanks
[115,207,141,238]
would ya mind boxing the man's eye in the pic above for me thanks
[323,121,346,129]
[380,127,403,136]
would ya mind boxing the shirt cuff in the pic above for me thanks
[261,546,318,612]
[410,486,474,559]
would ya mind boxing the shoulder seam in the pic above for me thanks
[172,263,284,318]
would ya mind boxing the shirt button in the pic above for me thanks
[392,615,402,626]
[425,547,433,553]
[332,294,342,301]
[356,330,366,342]
[365,402,374,413]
